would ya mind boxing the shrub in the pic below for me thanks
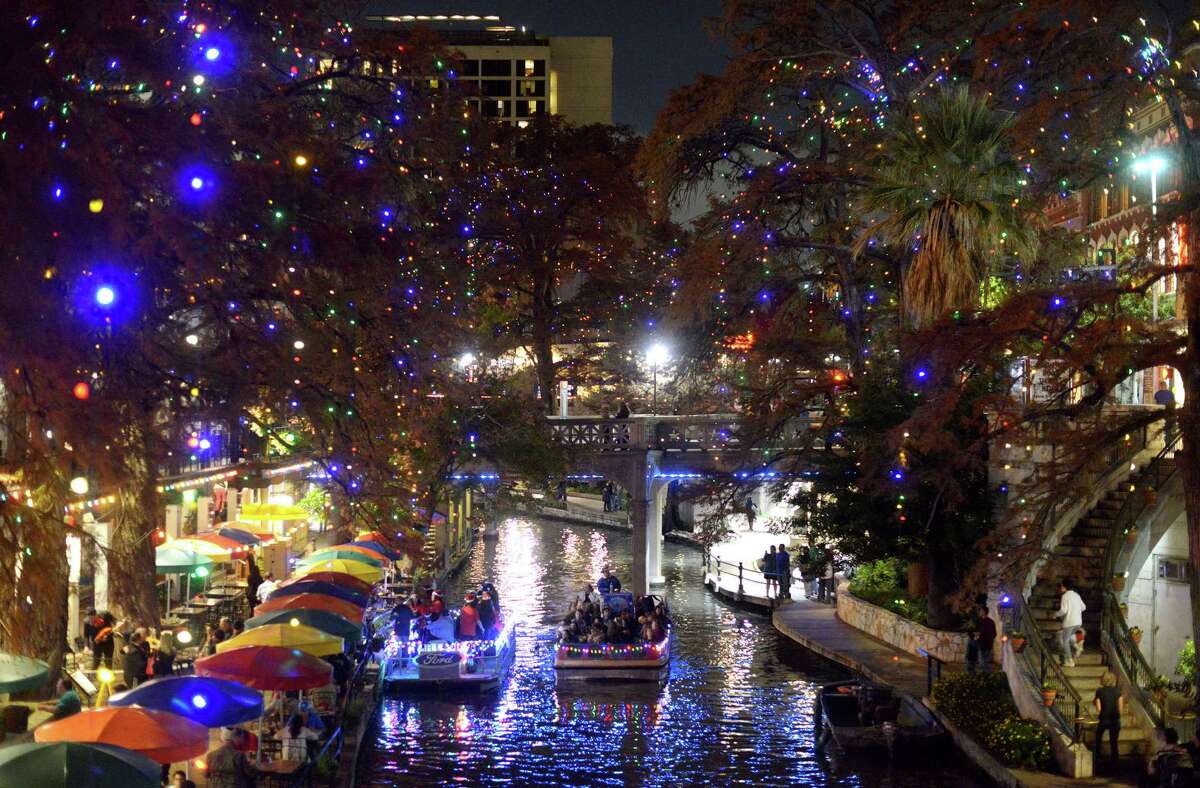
[931,671,1016,742]
[849,558,907,595]
[986,716,1053,770]
[1177,640,1195,683]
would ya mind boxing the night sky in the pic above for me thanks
[364,1,729,133]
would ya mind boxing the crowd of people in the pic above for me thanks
[391,582,502,645]
[80,609,185,689]
[557,573,669,647]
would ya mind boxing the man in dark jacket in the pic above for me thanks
[206,729,258,788]
[121,631,149,688]
[775,545,791,600]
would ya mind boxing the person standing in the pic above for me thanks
[1054,578,1086,667]
[1093,671,1124,772]
[602,482,614,512]
[744,496,757,531]
[256,572,278,604]
[775,544,791,600]
[761,545,778,598]
[1156,381,1177,446]
[121,631,149,688]
[967,606,997,672]
[245,558,263,613]
[818,548,836,603]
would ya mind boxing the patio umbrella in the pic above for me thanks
[108,675,263,728]
[268,580,369,608]
[212,522,276,544]
[213,527,261,546]
[193,533,249,557]
[278,571,373,596]
[304,548,384,568]
[295,558,383,584]
[153,545,214,575]
[346,540,400,560]
[170,537,233,562]
[0,742,160,788]
[35,706,209,764]
[215,623,343,658]
[237,503,309,521]
[254,592,364,623]
[245,608,362,643]
[195,645,333,691]
[0,653,49,694]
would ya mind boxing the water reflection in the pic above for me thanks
[358,517,983,786]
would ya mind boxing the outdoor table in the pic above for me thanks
[257,758,305,787]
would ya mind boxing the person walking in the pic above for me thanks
[967,606,997,673]
[1156,381,1178,446]
[602,482,614,512]
[744,496,757,531]
[245,558,263,613]
[1054,578,1086,667]
[818,548,836,603]
[1093,671,1124,773]
[761,545,778,598]
[775,544,791,600]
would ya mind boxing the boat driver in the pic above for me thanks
[597,568,622,594]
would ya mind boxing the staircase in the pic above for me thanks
[1027,475,1154,759]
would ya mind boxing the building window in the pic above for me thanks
[518,80,545,97]
[520,59,546,77]
[1158,557,1189,582]
[481,59,512,77]
[461,60,480,77]
[481,79,511,98]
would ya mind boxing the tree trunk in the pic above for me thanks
[532,310,556,412]
[926,531,958,630]
[1182,214,1200,703]
[109,440,161,625]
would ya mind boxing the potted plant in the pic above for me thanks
[1041,686,1058,707]
[1148,674,1170,706]
[1009,631,1027,653]
[1130,626,1143,647]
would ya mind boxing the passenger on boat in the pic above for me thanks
[597,568,622,594]
[430,591,446,616]
[424,611,456,643]
[480,581,500,608]
[458,594,483,641]
[576,583,601,607]
[477,590,497,635]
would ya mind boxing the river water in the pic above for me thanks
[356,516,984,786]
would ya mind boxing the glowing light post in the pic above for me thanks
[456,352,477,383]
[1133,154,1168,321]
[646,343,670,414]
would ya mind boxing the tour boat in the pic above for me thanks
[553,593,671,683]
[814,681,945,757]
[378,613,516,693]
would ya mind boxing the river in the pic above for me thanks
[356,516,984,786]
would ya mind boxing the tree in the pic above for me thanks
[446,118,663,411]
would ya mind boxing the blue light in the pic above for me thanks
[190,176,204,191]
[204,47,220,61]
[914,368,928,380]
[999,594,1012,607]
[891,470,904,481]
[94,286,116,306]
[1051,296,1064,308]
[192,693,208,708]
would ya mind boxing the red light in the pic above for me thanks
[72,382,90,400]
[187,436,200,449]
[190,113,202,126]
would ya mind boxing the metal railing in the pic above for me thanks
[1001,587,1084,741]
[702,549,828,605]
[1097,429,1182,734]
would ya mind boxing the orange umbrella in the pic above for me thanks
[34,706,208,764]
[196,646,333,691]
[254,592,363,622]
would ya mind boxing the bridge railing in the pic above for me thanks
[546,414,817,453]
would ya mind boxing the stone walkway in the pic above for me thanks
[771,598,938,699]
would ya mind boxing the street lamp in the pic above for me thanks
[1132,154,1168,217]
[1133,154,1170,321]
[456,352,477,383]
[646,342,671,413]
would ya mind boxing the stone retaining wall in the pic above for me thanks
[837,592,969,664]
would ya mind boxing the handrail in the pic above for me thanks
[1098,428,1182,732]
[1002,586,1083,741]
[1102,591,1165,726]
[703,548,818,602]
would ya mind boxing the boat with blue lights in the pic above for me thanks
[377,609,516,693]
[554,592,671,682]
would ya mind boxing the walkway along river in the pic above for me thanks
[356,516,984,786]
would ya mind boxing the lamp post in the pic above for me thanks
[646,343,670,414]
[456,352,477,383]
[1133,154,1169,322]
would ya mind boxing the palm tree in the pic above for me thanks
[857,86,1037,327]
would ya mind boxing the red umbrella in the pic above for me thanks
[254,592,364,622]
[278,571,373,596]
[195,645,333,691]
[34,706,208,764]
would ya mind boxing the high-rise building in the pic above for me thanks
[361,13,613,126]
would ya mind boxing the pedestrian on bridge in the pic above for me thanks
[1054,578,1086,668]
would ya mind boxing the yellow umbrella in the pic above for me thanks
[214,623,344,657]
[296,558,384,584]
[237,503,310,521]
[170,537,232,561]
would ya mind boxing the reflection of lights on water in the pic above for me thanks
[587,530,610,581]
